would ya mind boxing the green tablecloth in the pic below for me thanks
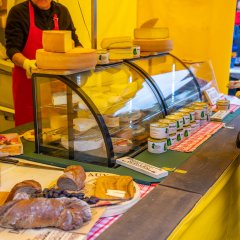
[3,108,240,185]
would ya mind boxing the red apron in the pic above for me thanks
[12,1,59,126]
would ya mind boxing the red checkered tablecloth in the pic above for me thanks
[169,122,224,152]
[86,184,154,240]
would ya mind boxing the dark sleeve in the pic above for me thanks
[58,4,82,47]
[5,4,29,60]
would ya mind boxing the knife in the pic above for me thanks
[0,157,64,171]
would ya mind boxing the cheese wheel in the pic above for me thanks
[109,48,133,60]
[133,39,173,52]
[101,36,133,49]
[42,30,73,53]
[134,28,169,39]
[36,48,97,70]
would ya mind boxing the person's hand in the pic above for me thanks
[23,59,37,78]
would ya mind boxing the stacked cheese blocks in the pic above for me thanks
[133,19,173,53]
[36,30,97,70]
[100,36,139,61]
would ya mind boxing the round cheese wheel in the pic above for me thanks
[133,39,173,52]
[36,48,97,70]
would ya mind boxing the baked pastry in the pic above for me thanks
[57,165,86,191]
[5,180,42,203]
[94,175,135,200]
[0,197,91,231]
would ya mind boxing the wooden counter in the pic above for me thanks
[96,115,240,240]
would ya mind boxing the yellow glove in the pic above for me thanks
[23,59,37,79]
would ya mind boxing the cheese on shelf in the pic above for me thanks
[134,28,169,39]
[42,30,73,53]
[101,36,133,49]
[52,91,79,105]
[133,39,173,52]
[73,118,97,132]
[109,48,133,60]
[36,48,97,70]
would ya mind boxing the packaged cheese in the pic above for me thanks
[101,36,133,49]
[36,48,97,70]
[42,30,73,53]
[134,27,169,39]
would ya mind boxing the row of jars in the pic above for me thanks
[148,101,210,154]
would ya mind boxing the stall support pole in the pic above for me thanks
[91,0,97,49]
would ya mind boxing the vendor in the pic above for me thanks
[5,0,82,126]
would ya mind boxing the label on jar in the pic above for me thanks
[148,138,167,153]
[158,119,177,135]
[167,133,176,147]
[150,123,168,139]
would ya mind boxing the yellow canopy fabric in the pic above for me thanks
[59,0,236,93]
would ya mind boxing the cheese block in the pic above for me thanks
[101,36,133,49]
[36,48,97,70]
[52,91,79,105]
[110,82,138,98]
[133,39,173,52]
[42,30,73,53]
[109,48,133,60]
[61,135,103,152]
[134,28,169,39]
[73,118,97,132]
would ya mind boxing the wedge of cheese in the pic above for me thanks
[36,48,97,70]
[101,36,133,49]
[134,27,169,39]
[42,30,73,53]
[133,39,173,52]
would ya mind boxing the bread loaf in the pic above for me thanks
[0,197,91,231]
[57,165,86,191]
[5,180,42,203]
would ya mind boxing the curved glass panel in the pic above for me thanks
[128,54,201,113]
[33,62,165,166]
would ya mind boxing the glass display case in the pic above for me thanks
[32,53,202,167]
[32,62,165,167]
[126,53,202,113]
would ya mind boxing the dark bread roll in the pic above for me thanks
[5,180,42,203]
[0,197,91,231]
[57,165,86,191]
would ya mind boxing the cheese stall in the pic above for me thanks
[0,1,239,240]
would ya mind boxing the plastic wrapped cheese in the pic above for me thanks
[133,39,173,52]
[42,30,73,53]
[134,27,169,39]
[36,48,97,70]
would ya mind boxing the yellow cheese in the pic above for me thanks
[110,82,138,98]
[134,28,169,39]
[101,36,133,49]
[42,30,73,53]
[109,48,133,60]
[36,48,97,70]
[133,39,173,52]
